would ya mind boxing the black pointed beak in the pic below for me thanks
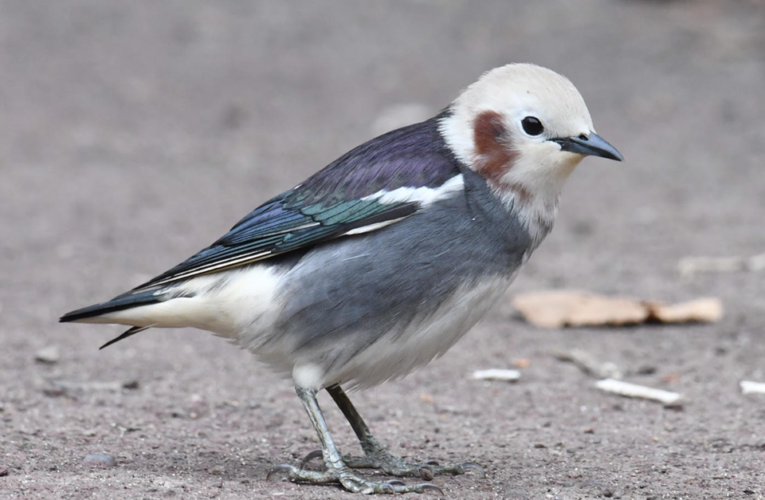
[553,132,624,161]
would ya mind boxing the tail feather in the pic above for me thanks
[59,289,165,323]
[99,325,152,350]
[61,268,270,342]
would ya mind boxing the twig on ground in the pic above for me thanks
[472,369,521,382]
[740,380,765,395]
[595,378,683,407]
[553,349,623,379]
[678,253,765,276]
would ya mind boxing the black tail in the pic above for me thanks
[59,289,165,323]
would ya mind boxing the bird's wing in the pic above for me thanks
[133,115,462,290]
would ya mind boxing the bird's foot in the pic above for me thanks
[267,462,443,495]
[300,448,484,480]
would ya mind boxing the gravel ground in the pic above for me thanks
[2,1,765,498]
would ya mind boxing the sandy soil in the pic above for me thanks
[2,1,765,498]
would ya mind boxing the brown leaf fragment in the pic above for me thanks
[512,291,648,328]
[645,298,723,323]
[512,291,723,328]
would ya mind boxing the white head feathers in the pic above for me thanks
[439,63,619,245]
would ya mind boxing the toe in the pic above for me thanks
[459,462,485,477]
[410,482,445,495]
[385,479,406,487]
[266,463,297,481]
[299,449,324,469]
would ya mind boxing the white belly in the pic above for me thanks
[291,274,515,391]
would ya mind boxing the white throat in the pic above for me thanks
[496,151,580,249]
[439,111,581,249]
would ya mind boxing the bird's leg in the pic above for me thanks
[267,385,442,494]
[327,384,389,456]
[307,384,485,480]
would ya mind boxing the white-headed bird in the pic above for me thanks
[61,63,623,494]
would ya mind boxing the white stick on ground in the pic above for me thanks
[595,378,683,406]
[740,380,765,395]
[472,369,521,382]
[678,253,765,276]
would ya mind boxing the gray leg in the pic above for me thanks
[308,385,484,480]
[267,385,443,494]
[327,384,387,456]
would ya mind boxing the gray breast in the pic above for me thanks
[268,169,532,385]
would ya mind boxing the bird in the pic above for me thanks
[61,63,623,495]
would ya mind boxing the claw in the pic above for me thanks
[266,463,296,481]
[385,479,406,486]
[299,449,324,469]
[419,483,446,495]
[460,462,485,477]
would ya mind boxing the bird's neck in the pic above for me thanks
[438,110,579,249]
[490,155,579,250]
[496,183,560,251]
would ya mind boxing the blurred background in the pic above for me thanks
[1,1,764,498]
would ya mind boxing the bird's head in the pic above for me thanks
[440,63,622,207]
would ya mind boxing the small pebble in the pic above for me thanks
[122,380,140,390]
[42,387,68,398]
[419,393,435,403]
[0,468,9,477]
[418,467,434,481]
[35,346,60,364]
[83,453,116,468]
[513,358,531,368]
[209,465,225,475]
[635,365,657,375]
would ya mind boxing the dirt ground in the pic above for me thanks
[2,1,765,498]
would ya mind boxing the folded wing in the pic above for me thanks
[133,113,463,291]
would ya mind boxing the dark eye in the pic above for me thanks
[521,116,544,136]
